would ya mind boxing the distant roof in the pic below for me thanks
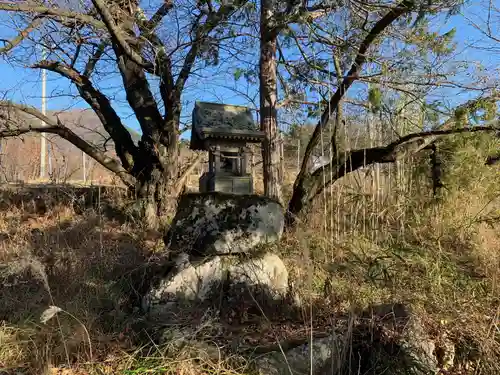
[190,101,264,150]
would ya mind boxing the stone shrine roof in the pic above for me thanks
[190,101,265,150]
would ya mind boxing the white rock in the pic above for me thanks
[143,252,289,316]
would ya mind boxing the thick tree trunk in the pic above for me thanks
[132,119,180,229]
[133,159,178,229]
[286,179,313,227]
[260,0,283,204]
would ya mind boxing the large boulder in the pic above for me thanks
[164,193,284,257]
[142,252,289,317]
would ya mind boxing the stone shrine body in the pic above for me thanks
[190,101,264,194]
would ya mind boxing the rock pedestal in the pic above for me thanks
[164,192,284,257]
[142,192,287,317]
[142,252,288,317]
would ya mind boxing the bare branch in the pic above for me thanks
[275,1,335,31]
[83,41,107,77]
[140,0,174,31]
[0,17,43,54]
[88,0,170,145]
[136,4,175,119]
[0,101,135,187]
[0,2,105,29]
[91,0,149,69]
[311,123,500,201]
[174,15,203,95]
[175,0,247,94]
[70,40,82,69]
[32,60,138,171]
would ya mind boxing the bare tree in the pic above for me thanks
[0,0,247,228]
[282,0,500,226]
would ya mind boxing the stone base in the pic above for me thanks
[164,192,284,257]
[199,172,253,194]
[142,252,288,318]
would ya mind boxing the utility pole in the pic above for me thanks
[39,46,47,180]
[82,151,86,183]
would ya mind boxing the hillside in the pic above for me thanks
[0,108,196,184]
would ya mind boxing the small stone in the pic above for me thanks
[255,335,341,375]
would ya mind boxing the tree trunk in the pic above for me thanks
[133,161,178,229]
[429,143,444,197]
[132,127,180,229]
[286,174,314,227]
[260,0,283,204]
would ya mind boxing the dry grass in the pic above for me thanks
[277,135,500,373]
[1,135,500,374]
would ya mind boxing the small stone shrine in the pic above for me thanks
[190,101,264,194]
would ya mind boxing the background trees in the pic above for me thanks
[0,0,498,228]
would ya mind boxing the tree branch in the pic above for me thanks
[273,1,334,32]
[32,60,138,171]
[139,1,174,31]
[114,54,165,148]
[174,16,202,95]
[174,0,247,94]
[136,4,175,120]
[0,17,43,54]
[91,0,150,70]
[330,51,343,149]
[70,41,82,69]
[83,41,107,77]
[309,124,500,203]
[0,102,135,187]
[0,2,105,29]
[89,0,168,147]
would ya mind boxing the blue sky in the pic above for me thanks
[0,0,498,140]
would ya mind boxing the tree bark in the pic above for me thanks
[132,144,179,229]
[131,111,180,229]
[429,143,444,197]
[133,165,176,229]
[260,0,283,204]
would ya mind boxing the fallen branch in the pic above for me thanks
[313,123,500,202]
[287,122,500,223]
